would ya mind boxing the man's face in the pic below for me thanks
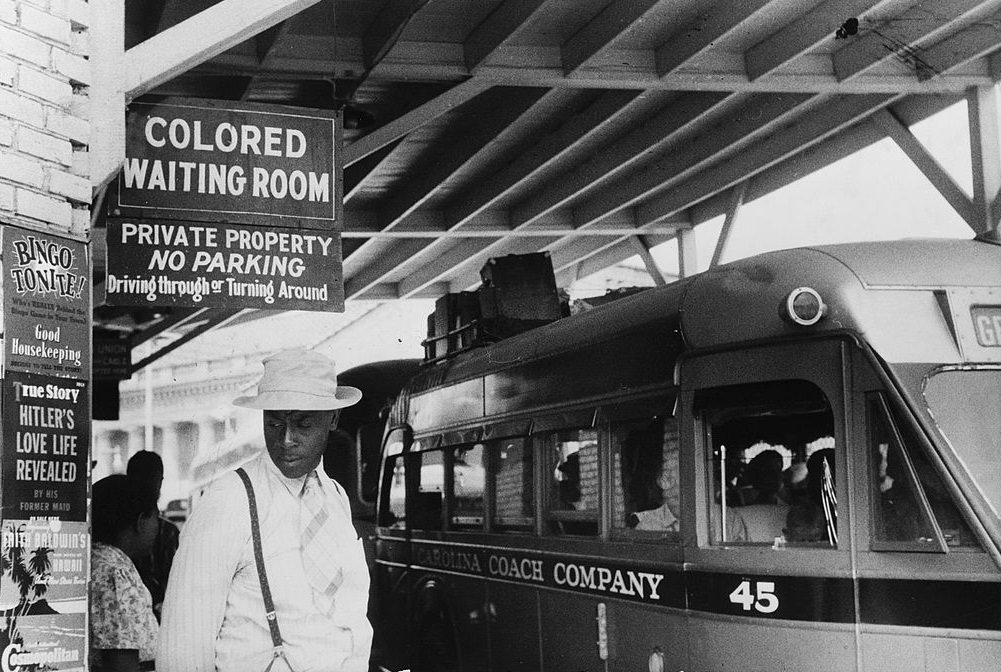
[263,409,338,478]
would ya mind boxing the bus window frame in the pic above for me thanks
[489,435,535,532]
[679,338,853,575]
[844,345,1001,579]
[447,441,488,531]
[866,392,949,553]
[536,422,602,537]
[606,408,682,543]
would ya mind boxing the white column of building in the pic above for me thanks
[91,430,115,481]
[127,425,146,458]
[159,422,181,500]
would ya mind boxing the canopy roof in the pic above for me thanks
[95,0,1001,369]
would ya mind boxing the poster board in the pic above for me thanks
[0,225,90,671]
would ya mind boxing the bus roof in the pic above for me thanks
[406,238,1001,401]
[681,238,1001,360]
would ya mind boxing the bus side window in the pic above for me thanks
[612,417,680,538]
[412,449,445,531]
[492,438,533,531]
[698,380,837,548]
[450,443,485,529]
[868,394,979,550]
[381,454,406,529]
[545,428,599,535]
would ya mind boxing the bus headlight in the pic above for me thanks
[781,287,826,326]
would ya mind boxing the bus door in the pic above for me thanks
[533,411,608,672]
[373,427,413,672]
[597,397,687,672]
[528,402,688,672]
[407,434,491,672]
[481,432,542,672]
[679,338,857,671]
[849,349,1000,672]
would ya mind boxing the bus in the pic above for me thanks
[366,237,1001,672]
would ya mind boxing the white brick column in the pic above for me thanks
[0,0,91,233]
[91,429,114,480]
[127,425,146,457]
[158,422,181,497]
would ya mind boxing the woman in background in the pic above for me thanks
[90,474,160,671]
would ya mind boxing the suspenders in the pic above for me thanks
[235,468,294,672]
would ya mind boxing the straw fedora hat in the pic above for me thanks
[233,348,362,410]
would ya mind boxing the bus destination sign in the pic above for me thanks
[971,305,1001,347]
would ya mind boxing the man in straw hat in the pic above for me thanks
[158,349,373,672]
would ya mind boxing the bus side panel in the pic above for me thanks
[432,572,489,672]
[539,593,606,672]
[606,602,687,672]
[687,614,856,671]
[487,582,541,671]
[858,630,1001,672]
[372,545,411,671]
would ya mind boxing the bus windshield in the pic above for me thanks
[924,368,1001,518]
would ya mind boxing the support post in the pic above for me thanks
[710,182,747,268]
[967,85,1001,234]
[678,228,698,278]
[629,235,668,286]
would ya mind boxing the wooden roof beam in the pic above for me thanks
[192,43,995,94]
[688,95,958,225]
[629,235,668,286]
[709,181,747,268]
[343,78,493,166]
[344,240,430,298]
[509,91,732,231]
[124,0,323,99]
[637,94,894,227]
[363,0,430,69]
[745,0,883,81]
[549,233,674,285]
[572,92,815,230]
[344,88,580,277]
[871,107,976,229]
[967,84,1001,233]
[240,20,296,101]
[656,0,773,76]
[561,0,662,75]
[440,89,647,229]
[394,210,690,297]
[464,0,550,72]
[832,0,989,82]
[375,89,552,231]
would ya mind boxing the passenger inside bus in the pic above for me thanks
[784,448,837,545]
[732,450,789,543]
[549,430,599,535]
[868,395,978,548]
[618,421,679,533]
[699,380,837,547]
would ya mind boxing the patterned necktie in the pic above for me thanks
[300,472,343,614]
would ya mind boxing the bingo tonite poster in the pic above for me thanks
[0,225,90,671]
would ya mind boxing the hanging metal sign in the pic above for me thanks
[105,218,345,311]
[112,98,341,229]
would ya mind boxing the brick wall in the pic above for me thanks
[0,0,90,236]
